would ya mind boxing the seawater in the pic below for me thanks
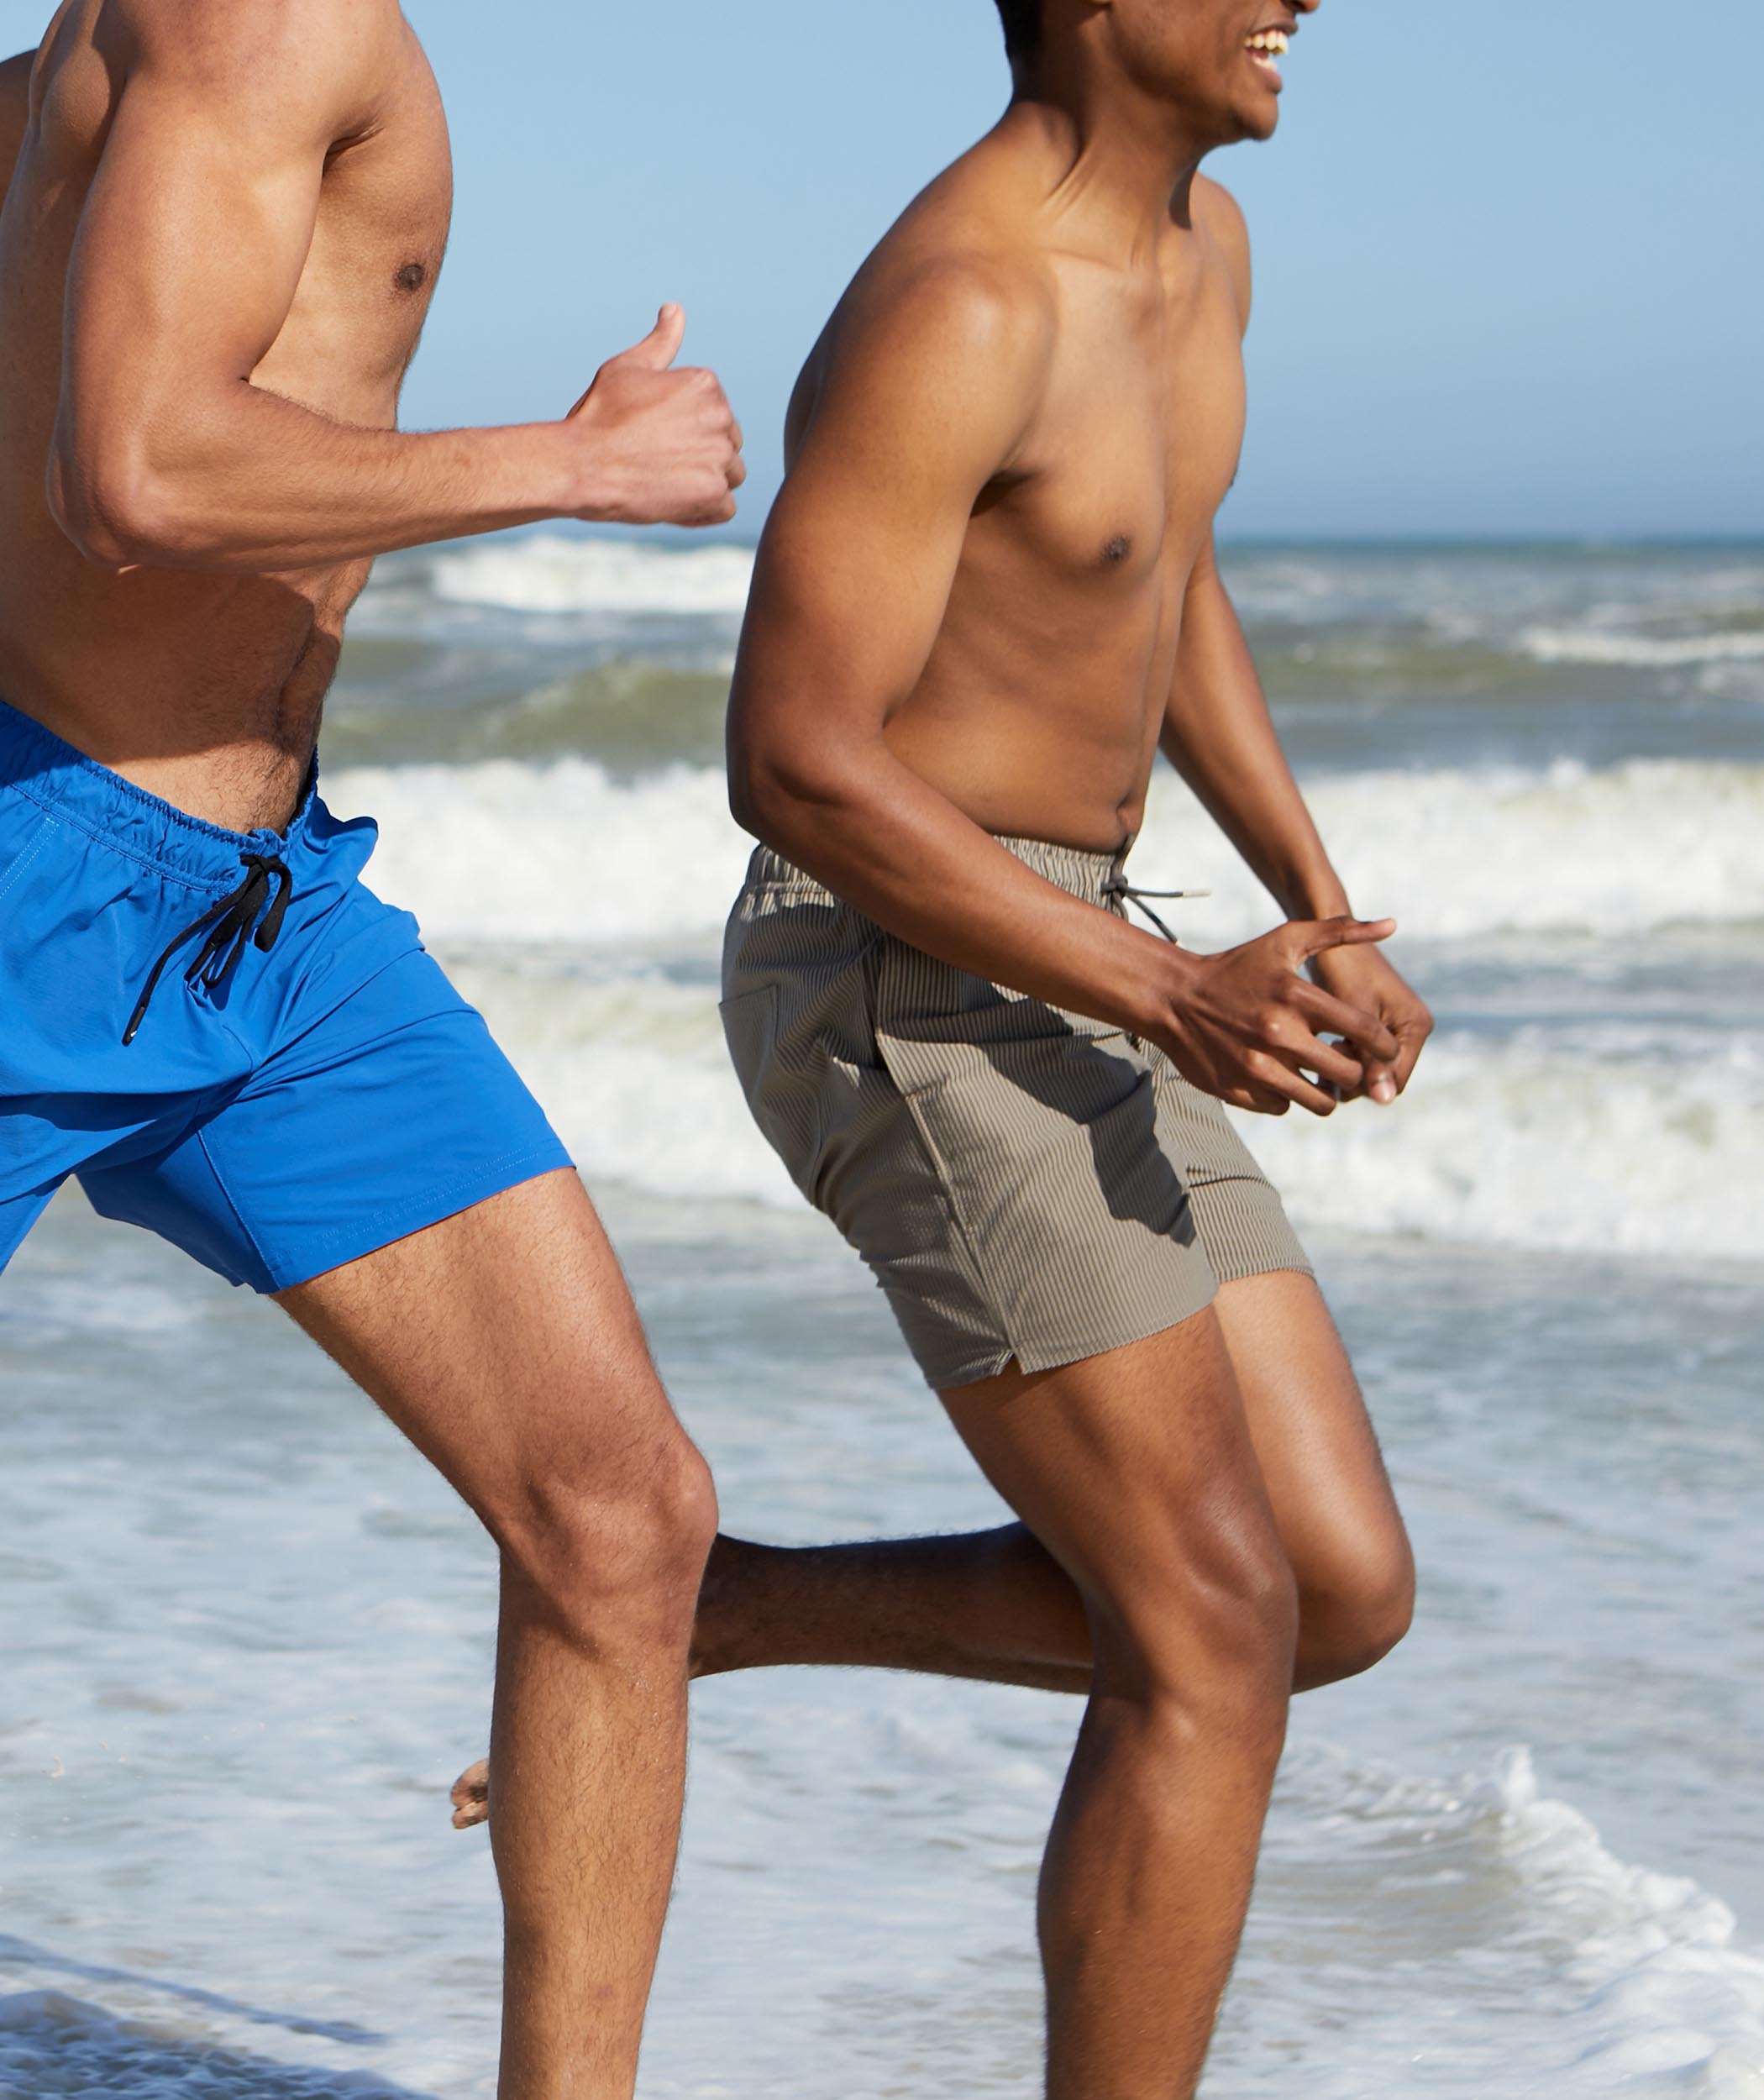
[2,537,1761,2097]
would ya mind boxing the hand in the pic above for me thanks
[1307,940,1433,1105]
[1150,916,1402,1117]
[563,305,746,528]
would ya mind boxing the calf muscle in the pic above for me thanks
[280,1172,716,2100]
[940,1312,1297,2099]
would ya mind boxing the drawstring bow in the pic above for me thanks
[1100,874,1210,946]
[123,852,294,1045]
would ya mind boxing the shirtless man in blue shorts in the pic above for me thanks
[0,6,743,2094]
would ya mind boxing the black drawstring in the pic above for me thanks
[123,852,294,1046]
[1100,875,1211,946]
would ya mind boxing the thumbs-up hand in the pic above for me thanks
[563,305,746,527]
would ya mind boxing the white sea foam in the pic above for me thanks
[438,962,1764,1260]
[328,753,1764,948]
[1241,1023,1764,1259]
[333,757,749,945]
[1253,1743,1764,2097]
[1520,626,1764,669]
[428,533,754,615]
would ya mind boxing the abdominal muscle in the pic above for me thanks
[0,518,370,833]
[881,557,1186,855]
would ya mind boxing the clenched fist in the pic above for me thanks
[563,305,746,528]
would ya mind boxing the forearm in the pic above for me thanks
[736,734,1191,1037]
[1163,574,1352,920]
[52,384,577,572]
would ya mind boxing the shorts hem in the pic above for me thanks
[1210,1252,1315,1288]
[915,1274,1221,1393]
[257,1142,575,1294]
[1184,1175,1312,1288]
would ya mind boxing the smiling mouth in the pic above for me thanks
[1244,26,1292,84]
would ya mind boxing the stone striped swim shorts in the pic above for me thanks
[720,836,1312,1390]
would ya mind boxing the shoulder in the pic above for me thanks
[833,195,1062,417]
[102,0,410,131]
[1194,174,1252,325]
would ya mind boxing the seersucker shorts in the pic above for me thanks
[721,836,1311,1390]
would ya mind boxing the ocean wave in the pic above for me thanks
[1242,1025,1764,1259]
[1258,1742,1764,2097]
[428,534,754,615]
[0,1988,425,2097]
[327,753,1764,948]
[1520,627,1764,669]
[440,963,1764,1260]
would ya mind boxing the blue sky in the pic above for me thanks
[5,0,1760,539]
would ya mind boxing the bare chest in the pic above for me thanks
[250,66,454,431]
[1000,264,1247,595]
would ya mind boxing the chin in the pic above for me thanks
[1231,92,1282,143]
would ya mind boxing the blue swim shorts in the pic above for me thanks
[0,698,573,1293]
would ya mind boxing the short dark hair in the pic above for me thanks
[994,0,1042,63]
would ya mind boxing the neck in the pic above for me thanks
[1005,50,1215,248]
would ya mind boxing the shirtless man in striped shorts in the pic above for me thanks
[461,1,1434,2092]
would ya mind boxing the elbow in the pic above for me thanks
[727,748,793,844]
[47,428,202,570]
[728,736,861,854]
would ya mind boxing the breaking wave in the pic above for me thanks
[328,753,1764,948]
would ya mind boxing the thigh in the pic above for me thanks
[276,1168,694,1529]
[939,1310,1292,1675]
[1214,1269,1411,1611]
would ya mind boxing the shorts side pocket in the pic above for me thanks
[720,981,820,1195]
[0,795,55,911]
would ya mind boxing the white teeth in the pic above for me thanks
[1245,29,1290,54]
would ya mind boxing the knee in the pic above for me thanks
[1297,1531,1415,1688]
[1096,1525,1299,1759]
[489,1431,718,1658]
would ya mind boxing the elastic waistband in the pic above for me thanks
[744,832,1133,909]
[0,696,319,894]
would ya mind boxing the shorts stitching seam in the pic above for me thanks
[10,780,239,895]
[871,941,1018,1368]
[194,1121,276,1285]
[269,1146,570,1266]
[4,713,312,848]
[0,804,58,907]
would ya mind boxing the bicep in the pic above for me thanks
[59,10,382,448]
[733,270,1051,767]
[738,421,981,737]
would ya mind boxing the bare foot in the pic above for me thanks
[451,1758,490,1830]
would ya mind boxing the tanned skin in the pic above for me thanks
[0,7,748,2096]
[475,2,1439,2092]
[463,4,1432,2092]
[0,1,743,832]
[723,1,1431,2092]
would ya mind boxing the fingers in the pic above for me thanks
[1242,1050,1337,1118]
[1290,980,1401,1065]
[1256,1010,1361,1094]
[1290,916,1397,964]
[617,302,687,372]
